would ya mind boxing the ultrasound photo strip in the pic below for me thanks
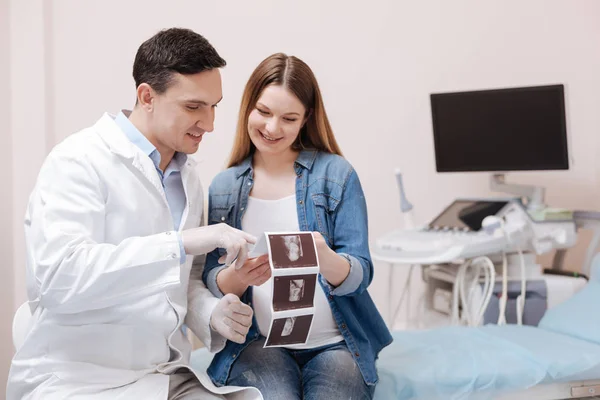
[268,232,319,269]
[264,311,314,347]
[259,231,322,348]
[272,274,318,312]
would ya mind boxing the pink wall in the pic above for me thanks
[45,0,600,319]
[10,0,52,307]
[6,0,53,390]
[0,0,15,391]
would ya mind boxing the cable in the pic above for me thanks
[497,251,508,325]
[494,219,527,326]
[473,256,496,326]
[481,215,528,326]
[452,256,496,327]
[516,246,526,325]
[391,169,417,329]
[451,261,466,325]
[390,264,415,329]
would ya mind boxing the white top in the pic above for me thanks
[242,195,344,349]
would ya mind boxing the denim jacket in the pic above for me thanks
[202,149,393,386]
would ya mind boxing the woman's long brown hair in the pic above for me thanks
[227,53,343,168]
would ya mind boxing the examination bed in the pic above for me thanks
[190,254,600,399]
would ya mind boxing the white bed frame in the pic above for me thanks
[494,379,600,399]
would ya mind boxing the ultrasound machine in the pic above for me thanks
[372,84,595,329]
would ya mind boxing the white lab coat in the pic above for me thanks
[7,113,262,400]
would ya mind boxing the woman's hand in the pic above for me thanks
[312,231,332,258]
[312,232,350,287]
[231,254,272,287]
[217,254,271,297]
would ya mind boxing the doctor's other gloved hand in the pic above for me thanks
[181,224,256,267]
[210,293,253,344]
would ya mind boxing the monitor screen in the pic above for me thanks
[430,84,569,172]
[427,200,509,232]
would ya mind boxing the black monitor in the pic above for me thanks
[430,84,569,173]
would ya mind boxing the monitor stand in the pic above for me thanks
[490,174,545,211]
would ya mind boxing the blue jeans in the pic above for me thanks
[227,338,375,400]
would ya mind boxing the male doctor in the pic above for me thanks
[7,28,261,400]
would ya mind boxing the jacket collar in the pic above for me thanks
[93,112,197,169]
[93,112,198,206]
[233,149,318,178]
[94,113,137,159]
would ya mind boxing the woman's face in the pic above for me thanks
[248,85,307,157]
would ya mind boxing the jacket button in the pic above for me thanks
[341,324,347,330]
[328,295,333,300]
[232,354,236,359]
[247,182,252,186]
[221,216,225,221]
[166,231,171,236]
[355,352,360,357]
[298,200,303,205]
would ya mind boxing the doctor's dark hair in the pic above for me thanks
[227,53,342,167]
[133,28,226,94]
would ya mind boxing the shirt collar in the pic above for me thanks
[234,149,318,178]
[114,110,187,171]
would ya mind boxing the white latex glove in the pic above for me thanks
[181,223,256,267]
[210,293,253,344]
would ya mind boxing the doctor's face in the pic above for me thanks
[149,69,223,155]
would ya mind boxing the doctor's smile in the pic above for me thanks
[186,131,204,143]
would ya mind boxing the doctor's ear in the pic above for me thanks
[136,83,155,112]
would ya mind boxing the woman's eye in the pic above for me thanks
[257,109,269,115]
[186,105,199,111]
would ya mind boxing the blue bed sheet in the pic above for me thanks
[190,325,600,400]
[374,325,600,399]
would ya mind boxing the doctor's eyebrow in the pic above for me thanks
[184,97,223,107]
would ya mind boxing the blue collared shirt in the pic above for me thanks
[114,111,187,263]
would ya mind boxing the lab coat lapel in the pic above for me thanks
[179,157,199,229]
[132,153,166,200]
[94,113,167,203]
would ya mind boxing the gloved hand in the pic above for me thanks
[210,293,253,344]
[181,224,256,267]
